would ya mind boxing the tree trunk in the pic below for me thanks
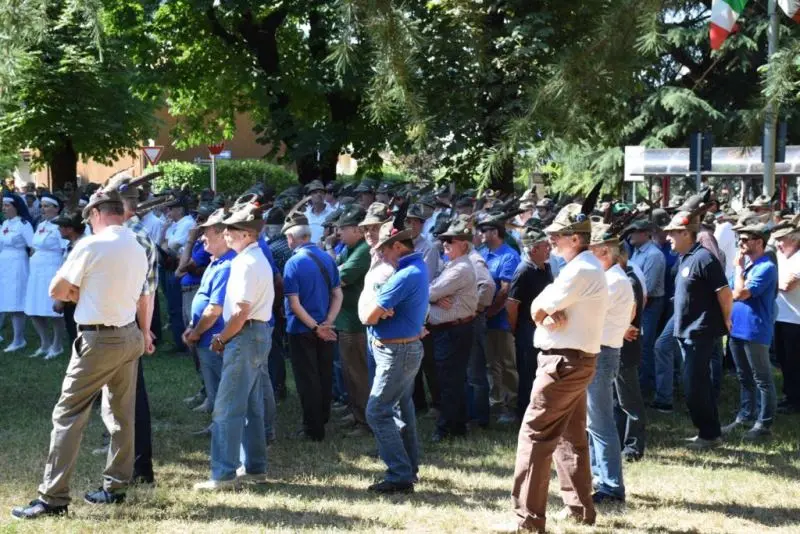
[48,136,77,190]
[295,148,339,185]
[490,156,515,194]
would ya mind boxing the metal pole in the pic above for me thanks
[695,132,703,192]
[210,154,217,192]
[763,0,779,196]
[632,182,637,204]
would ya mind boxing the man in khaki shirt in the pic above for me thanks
[427,216,478,442]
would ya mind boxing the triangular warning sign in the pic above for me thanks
[141,146,164,165]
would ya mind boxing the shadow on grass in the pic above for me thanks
[635,493,800,528]
[646,446,800,482]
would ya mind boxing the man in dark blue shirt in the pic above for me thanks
[477,214,521,424]
[363,219,429,495]
[282,211,343,442]
[664,210,732,450]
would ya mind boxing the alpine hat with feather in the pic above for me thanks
[222,193,266,232]
[373,201,414,251]
[544,181,603,235]
[280,195,311,234]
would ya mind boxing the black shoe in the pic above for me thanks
[84,488,126,505]
[431,431,448,443]
[132,471,155,485]
[294,429,323,442]
[649,401,673,413]
[592,491,625,504]
[777,403,800,415]
[622,449,643,462]
[368,480,414,494]
[11,499,68,520]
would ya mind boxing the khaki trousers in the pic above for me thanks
[338,331,369,425]
[486,329,518,411]
[511,351,597,532]
[38,324,145,506]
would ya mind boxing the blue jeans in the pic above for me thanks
[161,268,187,352]
[587,346,625,499]
[466,312,490,426]
[678,337,721,440]
[366,332,376,387]
[639,296,664,395]
[653,313,678,405]
[367,339,423,484]
[268,317,287,398]
[197,346,223,407]
[729,338,777,428]
[259,326,276,441]
[210,321,270,481]
[332,341,348,404]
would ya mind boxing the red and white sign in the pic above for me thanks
[208,142,225,156]
[141,145,164,165]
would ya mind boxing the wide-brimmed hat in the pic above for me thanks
[336,205,366,227]
[305,179,325,194]
[82,189,124,220]
[373,220,415,251]
[590,222,621,246]
[475,212,506,231]
[748,195,774,210]
[199,207,229,228]
[281,211,309,234]
[520,225,548,247]
[406,203,429,221]
[737,222,771,241]
[771,215,800,240]
[264,207,285,226]
[626,218,653,233]
[323,208,345,228]
[651,208,671,229]
[663,210,700,232]
[536,197,554,209]
[223,195,265,232]
[376,182,395,195]
[358,202,390,227]
[354,178,378,194]
[437,214,472,241]
[52,210,85,230]
[732,211,771,232]
[543,181,602,235]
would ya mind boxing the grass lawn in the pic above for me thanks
[1,326,799,533]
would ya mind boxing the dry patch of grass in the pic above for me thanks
[1,331,799,533]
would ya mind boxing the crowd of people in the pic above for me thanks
[4,173,799,532]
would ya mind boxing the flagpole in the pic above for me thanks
[763,0,779,196]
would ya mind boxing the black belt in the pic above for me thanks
[78,322,136,332]
[244,319,267,327]
[427,315,475,330]
[540,348,594,359]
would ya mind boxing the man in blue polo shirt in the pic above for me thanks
[183,208,235,428]
[363,218,429,495]
[281,211,343,442]
[477,213,521,424]
[722,222,778,440]
[664,210,732,450]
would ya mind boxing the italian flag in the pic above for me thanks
[779,0,800,22]
[709,0,749,50]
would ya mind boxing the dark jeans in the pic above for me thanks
[161,268,187,352]
[466,312,490,426]
[515,320,537,421]
[775,321,800,407]
[639,296,665,395]
[432,320,475,436]
[63,303,77,344]
[288,332,334,441]
[151,290,162,349]
[413,333,440,412]
[134,357,153,480]
[678,337,721,440]
[614,362,646,459]
[332,341,348,404]
[268,317,287,399]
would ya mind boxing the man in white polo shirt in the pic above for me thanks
[193,197,274,491]
[12,188,148,519]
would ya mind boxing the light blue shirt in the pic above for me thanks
[631,240,666,298]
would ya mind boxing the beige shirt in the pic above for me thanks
[358,251,395,324]
[428,255,478,324]
[601,264,635,349]
[532,250,608,354]
[223,242,274,322]
[56,225,148,327]
[469,249,495,310]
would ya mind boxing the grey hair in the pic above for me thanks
[286,224,311,240]
[605,242,622,262]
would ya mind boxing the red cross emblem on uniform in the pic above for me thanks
[2,228,8,235]
[38,227,45,234]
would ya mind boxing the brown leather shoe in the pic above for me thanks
[491,520,543,533]
[556,505,596,526]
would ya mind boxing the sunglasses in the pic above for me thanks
[738,236,751,243]
[441,238,453,244]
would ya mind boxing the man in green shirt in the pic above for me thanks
[334,205,372,437]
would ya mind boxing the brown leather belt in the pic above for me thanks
[427,315,476,330]
[540,348,595,359]
[78,322,136,332]
[373,336,421,345]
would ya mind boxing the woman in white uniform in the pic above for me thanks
[24,193,67,359]
[0,192,34,352]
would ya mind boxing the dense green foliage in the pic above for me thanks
[152,160,297,195]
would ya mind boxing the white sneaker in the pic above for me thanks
[27,347,47,359]
[236,466,268,484]
[4,341,27,353]
[44,348,63,360]
[192,478,240,492]
[192,398,212,413]
[91,445,109,456]
[685,435,721,450]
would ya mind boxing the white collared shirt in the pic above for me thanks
[532,250,608,354]
[305,204,333,244]
[223,242,274,322]
[56,225,148,326]
[601,263,635,348]
[141,211,165,247]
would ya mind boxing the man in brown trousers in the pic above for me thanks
[496,185,608,533]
